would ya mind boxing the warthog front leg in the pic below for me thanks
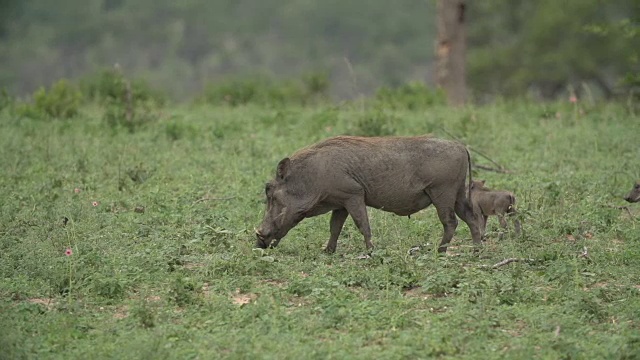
[505,209,522,236]
[498,215,508,229]
[514,219,522,235]
[325,208,348,253]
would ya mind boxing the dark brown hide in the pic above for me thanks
[256,135,482,253]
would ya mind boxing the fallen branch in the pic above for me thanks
[603,204,634,219]
[579,246,589,259]
[467,147,511,173]
[473,164,513,174]
[437,127,512,174]
[492,258,537,268]
[480,258,542,269]
[192,196,236,206]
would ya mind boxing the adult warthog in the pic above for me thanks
[255,135,482,253]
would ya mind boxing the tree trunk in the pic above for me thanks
[436,0,467,106]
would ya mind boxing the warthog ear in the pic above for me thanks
[276,157,291,181]
[480,180,486,185]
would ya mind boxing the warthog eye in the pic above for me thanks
[265,182,275,196]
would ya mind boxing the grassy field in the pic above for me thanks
[1,100,639,359]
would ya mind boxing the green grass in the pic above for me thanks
[1,101,639,359]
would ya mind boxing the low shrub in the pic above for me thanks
[81,67,164,132]
[16,80,82,120]
[350,108,397,136]
[374,82,445,110]
[200,72,329,107]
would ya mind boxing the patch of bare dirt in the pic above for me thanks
[202,282,211,296]
[260,279,287,288]
[428,306,449,314]
[113,306,129,319]
[183,262,205,270]
[500,320,528,337]
[590,282,608,289]
[403,286,442,301]
[231,289,257,305]
[27,298,56,310]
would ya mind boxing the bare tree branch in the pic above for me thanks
[493,258,525,268]
[438,127,512,173]
[468,146,510,173]
[484,258,541,269]
[473,164,513,174]
[579,246,589,259]
[192,196,236,206]
[603,204,634,219]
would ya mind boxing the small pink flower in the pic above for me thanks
[92,201,99,207]
[569,95,578,103]
[65,248,73,256]
[74,188,81,194]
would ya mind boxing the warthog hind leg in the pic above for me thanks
[344,197,374,250]
[325,208,348,253]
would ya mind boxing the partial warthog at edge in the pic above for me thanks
[255,135,482,253]
[624,180,640,203]
[470,180,521,238]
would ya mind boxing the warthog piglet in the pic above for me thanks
[470,180,521,237]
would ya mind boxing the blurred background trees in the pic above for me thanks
[0,0,637,102]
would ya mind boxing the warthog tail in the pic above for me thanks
[466,146,473,204]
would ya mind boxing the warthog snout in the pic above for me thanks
[624,181,640,203]
[255,228,280,249]
[255,229,269,248]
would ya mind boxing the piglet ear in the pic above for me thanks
[480,180,486,185]
[276,158,291,181]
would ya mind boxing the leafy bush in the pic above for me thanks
[80,67,165,132]
[374,82,445,110]
[622,72,640,112]
[80,68,166,106]
[164,120,197,141]
[168,275,201,306]
[91,273,127,302]
[200,72,329,107]
[0,88,13,112]
[16,80,82,120]
[301,71,330,100]
[131,301,156,328]
[350,108,397,136]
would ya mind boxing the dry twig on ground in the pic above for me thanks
[479,258,542,269]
